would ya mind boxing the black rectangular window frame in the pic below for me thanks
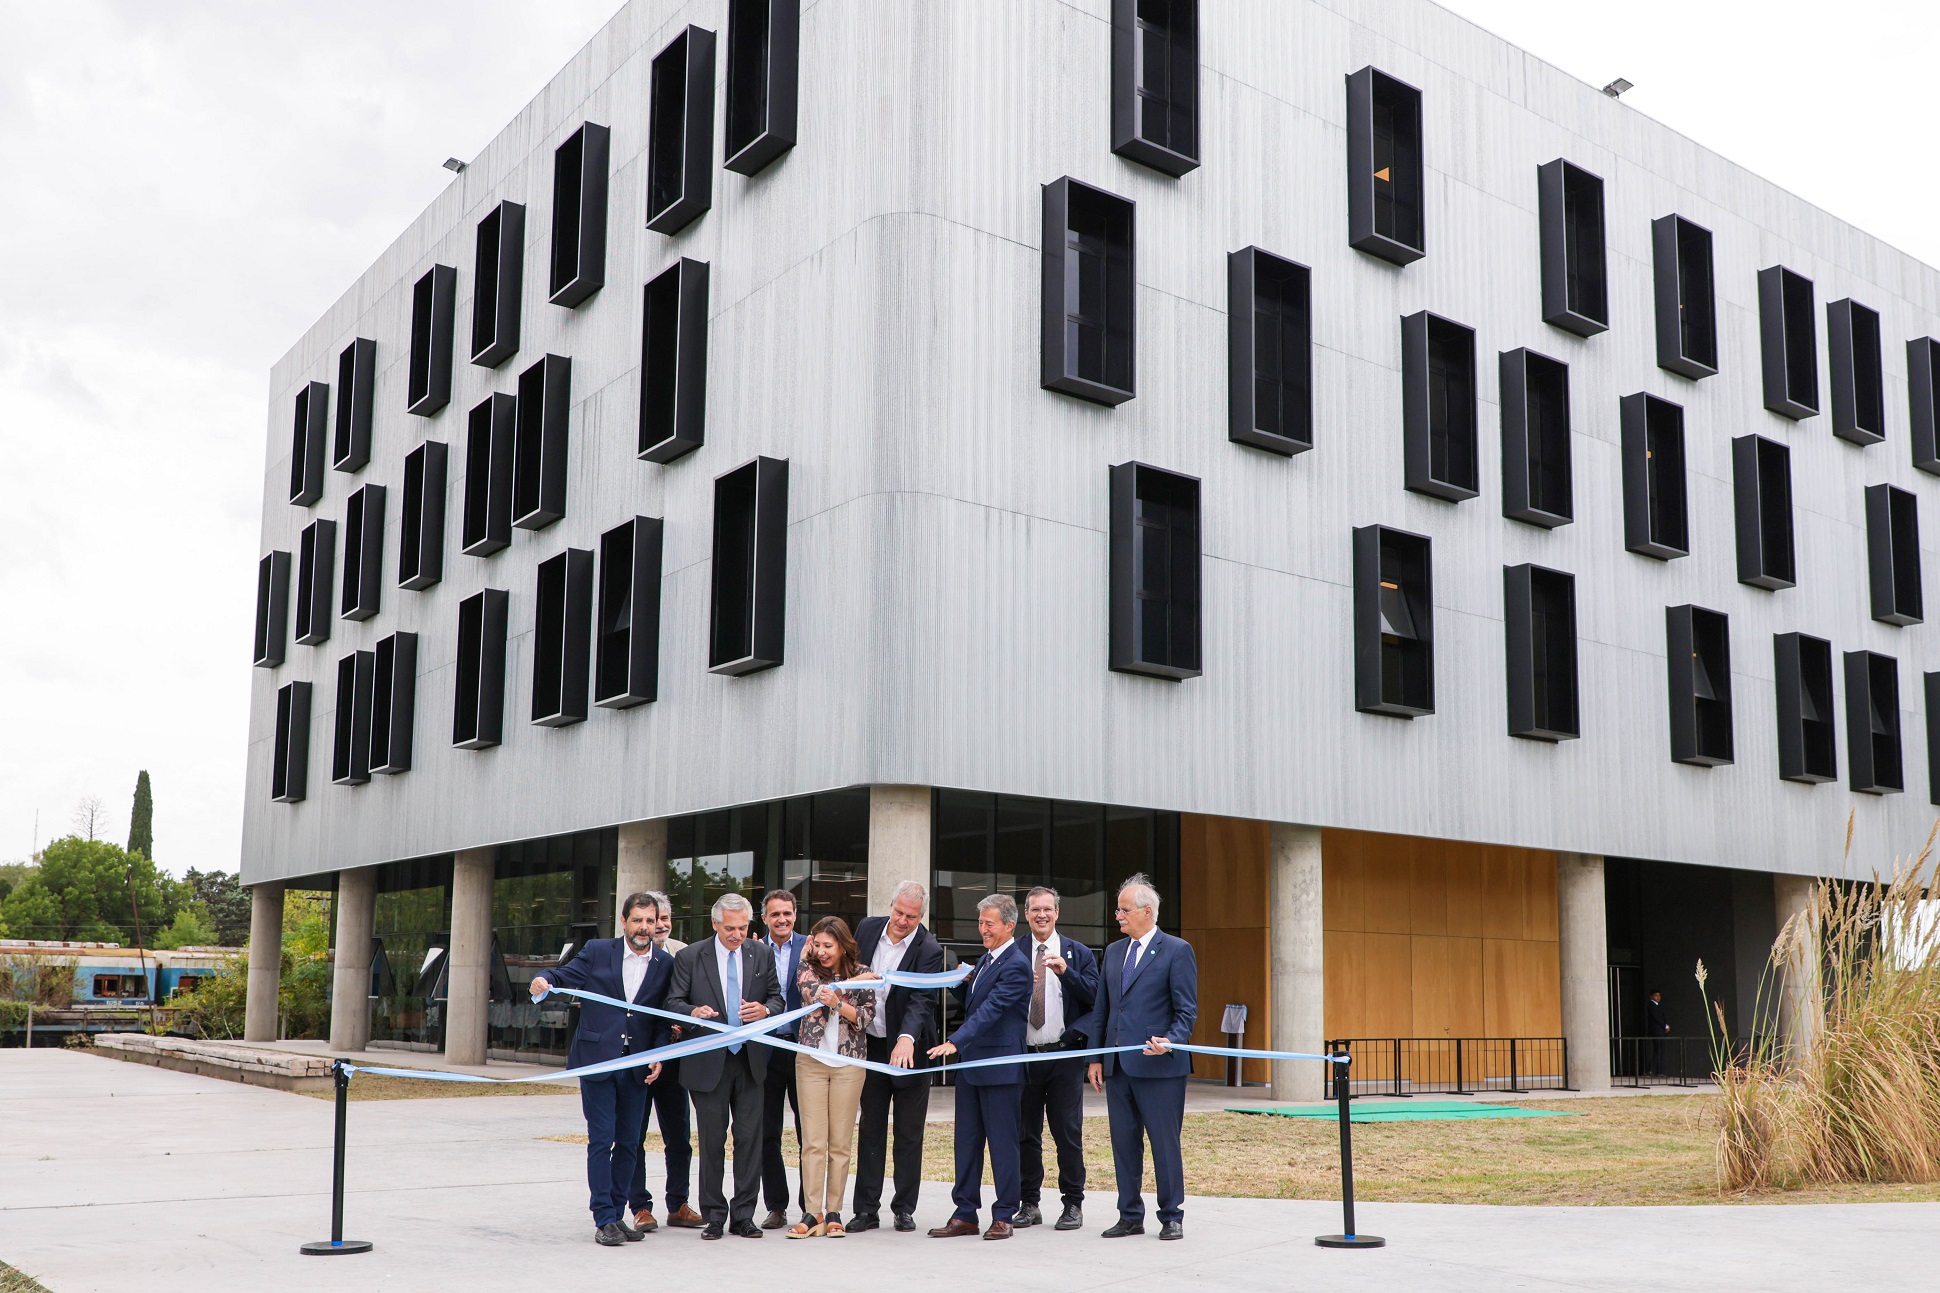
[1828,297,1886,446]
[1504,563,1578,742]
[596,516,664,709]
[1775,631,1838,784]
[340,483,384,622]
[271,680,312,804]
[453,588,509,750]
[1227,247,1311,455]
[1758,265,1819,420]
[1109,461,1202,681]
[550,122,611,307]
[1538,159,1608,336]
[290,380,328,506]
[1042,177,1136,406]
[1500,348,1573,527]
[398,440,447,590]
[1652,215,1718,379]
[461,394,516,557]
[1110,0,1200,177]
[1620,392,1689,560]
[1732,434,1796,590]
[333,338,375,472]
[709,456,789,675]
[646,25,716,235]
[1909,337,1940,475]
[639,257,711,463]
[1402,310,1478,500]
[1866,483,1923,625]
[469,200,525,368]
[723,0,799,176]
[1346,66,1424,266]
[332,650,375,786]
[532,547,594,727]
[1353,525,1433,717]
[407,264,456,417]
[1926,672,1940,805]
[253,551,291,668]
[370,631,417,776]
[1666,604,1733,767]
[1845,650,1904,794]
[513,354,571,530]
[294,518,336,646]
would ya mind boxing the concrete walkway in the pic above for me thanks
[1,1049,1929,1293]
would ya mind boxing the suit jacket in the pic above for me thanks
[1013,930,1101,1048]
[665,936,786,1092]
[760,931,809,1037]
[1645,999,1670,1037]
[547,938,674,1074]
[1086,930,1198,1080]
[854,916,945,1082]
[944,941,1033,1086]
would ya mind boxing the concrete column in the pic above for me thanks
[867,785,931,914]
[1267,823,1326,1103]
[444,847,495,1066]
[1773,873,1820,1063]
[1556,852,1611,1092]
[616,818,669,927]
[328,866,377,1053]
[243,882,285,1043]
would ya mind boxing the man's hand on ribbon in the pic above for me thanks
[928,1040,957,1060]
[889,1036,916,1068]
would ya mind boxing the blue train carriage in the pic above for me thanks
[1,940,242,1036]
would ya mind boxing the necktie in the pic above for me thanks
[1030,942,1047,1030]
[1121,940,1139,993]
[726,949,743,1055]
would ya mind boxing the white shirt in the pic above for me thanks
[1024,934,1067,1046]
[867,928,914,1039]
[621,941,654,1003]
[713,938,744,1013]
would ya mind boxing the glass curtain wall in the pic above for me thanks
[369,855,452,1051]
[665,787,872,945]
[489,828,616,1062]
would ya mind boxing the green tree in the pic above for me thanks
[279,891,334,1038]
[154,903,216,950]
[183,868,251,945]
[0,836,181,946]
[128,770,154,861]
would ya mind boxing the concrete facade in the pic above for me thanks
[1557,853,1611,1091]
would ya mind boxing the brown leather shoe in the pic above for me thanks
[632,1209,658,1232]
[983,1220,1014,1240]
[667,1204,705,1228]
[927,1218,980,1238]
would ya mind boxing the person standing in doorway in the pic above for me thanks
[632,892,701,1230]
[758,889,809,1229]
[848,880,945,1232]
[1013,886,1098,1231]
[1645,989,1670,1076]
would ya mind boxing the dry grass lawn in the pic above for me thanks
[0,1260,52,1293]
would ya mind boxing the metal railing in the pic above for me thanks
[1609,1035,1727,1087]
[1323,1037,1570,1096]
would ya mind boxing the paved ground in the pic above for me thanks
[2,1049,1931,1292]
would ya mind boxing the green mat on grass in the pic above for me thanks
[1230,1100,1575,1123]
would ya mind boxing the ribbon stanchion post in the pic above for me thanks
[301,1060,373,1256]
[1314,1046,1383,1250]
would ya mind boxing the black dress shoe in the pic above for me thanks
[729,1219,764,1238]
[1055,1204,1083,1231]
[596,1222,627,1246]
[847,1212,880,1232]
[1012,1204,1043,1228]
[615,1215,644,1242]
[892,1210,916,1232]
[701,1223,725,1241]
[760,1209,789,1230]
[1159,1220,1183,1241]
[1100,1219,1145,1238]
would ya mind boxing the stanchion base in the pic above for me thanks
[300,1239,374,1256]
[1315,1234,1386,1249]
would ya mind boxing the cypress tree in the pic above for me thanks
[128,770,154,861]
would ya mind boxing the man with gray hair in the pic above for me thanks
[850,879,945,1231]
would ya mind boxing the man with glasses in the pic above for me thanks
[1013,886,1098,1231]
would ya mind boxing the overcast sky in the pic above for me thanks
[0,1,1932,878]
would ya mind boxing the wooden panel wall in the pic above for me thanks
[1178,813,1271,1083]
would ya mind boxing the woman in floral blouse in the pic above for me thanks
[788,916,878,1237]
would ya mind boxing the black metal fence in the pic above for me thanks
[1323,1037,1570,1096]
[1609,1035,1725,1087]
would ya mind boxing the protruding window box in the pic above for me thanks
[1109,462,1201,681]
[462,394,516,557]
[1353,525,1433,717]
[1775,631,1837,784]
[550,123,610,306]
[1828,298,1886,446]
[1620,393,1688,559]
[290,381,328,505]
[1758,265,1818,421]
[1227,247,1311,455]
[1042,177,1136,406]
[407,264,457,416]
[1926,673,1940,805]
[1866,483,1923,626]
[596,517,663,709]
[1500,348,1573,527]
[1110,0,1199,177]
[513,354,571,530]
[1402,311,1477,500]
[398,441,447,590]
[370,631,417,775]
[709,456,789,676]
[340,483,385,622]
[1732,435,1795,590]
[253,551,291,668]
[453,588,509,750]
[1504,564,1578,742]
[294,519,336,646]
[646,26,716,235]
[1346,66,1424,266]
[1652,216,1717,379]
[469,200,524,368]
[1845,650,1904,794]
[271,681,312,804]
[723,1,798,176]
[333,338,375,472]
[1538,159,1608,337]
[639,258,710,462]
[532,548,593,727]
[1908,338,1940,475]
[1666,605,1732,767]
[332,650,375,786]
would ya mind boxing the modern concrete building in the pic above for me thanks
[243,0,1940,1093]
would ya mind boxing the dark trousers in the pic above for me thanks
[628,1063,692,1213]
[951,1079,1022,1224]
[761,1038,806,1214]
[851,1033,931,1218]
[1019,1052,1087,1207]
[690,1049,766,1226]
[1105,1073,1186,1225]
[1650,1035,1667,1076]
[579,1071,649,1229]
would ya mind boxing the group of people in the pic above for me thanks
[530,874,1199,1246]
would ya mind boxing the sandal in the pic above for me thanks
[823,1212,846,1237]
[787,1215,825,1239]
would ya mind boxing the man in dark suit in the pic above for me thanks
[926,892,1033,1240]
[1085,874,1197,1241]
[1014,885,1099,1231]
[530,892,672,1246]
[665,892,785,1240]
[757,889,808,1229]
[849,880,945,1233]
[1645,989,1670,1076]
[630,894,699,1230]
